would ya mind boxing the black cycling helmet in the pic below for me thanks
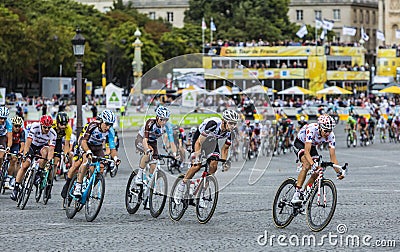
[56,112,69,125]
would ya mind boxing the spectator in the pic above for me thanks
[91,103,98,118]
[42,103,47,116]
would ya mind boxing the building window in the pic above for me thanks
[360,10,363,24]
[315,10,322,19]
[333,9,340,20]
[353,9,357,23]
[366,11,369,24]
[149,12,156,20]
[296,10,303,21]
[167,12,174,22]
[372,11,376,25]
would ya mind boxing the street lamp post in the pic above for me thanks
[72,29,86,135]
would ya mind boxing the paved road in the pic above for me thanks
[0,123,398,251]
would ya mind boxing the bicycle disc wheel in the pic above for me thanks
[306,179,337,232]
[195,175,219,224]
[148,170,168,218]
[65,175,80,219]
[169,175,188,221]
[125,170,143,214]
[272,177,296,228]
[85,173,105,222]
[19,169,35,210]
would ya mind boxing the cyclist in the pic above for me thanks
[392,114,400,140]
[52,112,73,178]
[297,115,308,131]
[367,115,376,141]
[291,114,344,204]
[5,116,25,189]
[0,106,13,169]
[185,127,197,153]
[345,115,357,146]
[69,110,120,197]
[357,114,369,144]
[174,109,239,203]
[250,120,262,155]
[11,115,56,201]
[387,114,395,140]
[377,115,387,140]
[134,106,171,185]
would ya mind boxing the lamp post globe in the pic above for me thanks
[72,29,86,135]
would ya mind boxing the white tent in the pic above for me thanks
[105,83,124,108]
[210,86,232,95]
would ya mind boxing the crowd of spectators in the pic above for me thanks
[206,39,364,48]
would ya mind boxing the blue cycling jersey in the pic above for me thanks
[0,119,12,136]
[164,122,174,143]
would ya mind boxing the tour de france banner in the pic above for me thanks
[0,88,5,105]
[326,71,370,81]
[105,83,123,109]
[220,46,324,57]
[329,46,366,56]
[205,68,306,80]
[377,49,397,58]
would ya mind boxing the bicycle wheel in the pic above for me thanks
[85,173,105,222]
[169,175,188,221]
[110,165,118,178]
[272,177,296,228]
[19,168,35,210]
[242,144,248,160]
[35,175,44,203]
[125,170,143,214]
[43,179,53,205]
[195,175,219,224]
[65,175,80,219]
[346,134,351,148]
[306,179,337,232]
[149,169,168,218]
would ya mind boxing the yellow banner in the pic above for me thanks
[377,49,396,58]
[220,46,324,57]
[85,81,92,95]
[204,68,306,80]
[307,56,326,93]
[327,71,370,81]
[329,46,366,56]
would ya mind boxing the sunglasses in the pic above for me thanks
[322,129,332,133]
[0,117,6,120]
[105,122,113,127]
[159,118,169,122]
[42,126,51,129]
[14,125,22,128]
[59,123,67,126]
[227,122,238,127]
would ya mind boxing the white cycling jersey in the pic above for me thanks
[27,122,57,147]
[297,123,336,148]
[199,117,231,144]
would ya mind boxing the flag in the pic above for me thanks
[323,19,334,31]
[396,29,400,39]
[202,17,207,30]
[315,18,323,29]
[377,30,385,41]
[342,26,357,36]
[210,18,216,32]
[320,29,326,40]
[296,24,308,38]
[361,27,369,41]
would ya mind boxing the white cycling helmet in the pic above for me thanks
[318,114,336,131]
[0,106,9,118]
[190,127,197,133]
[11,116,24,126]
[100,110,116,124]
[222,109,239,123]
[155,106,170,119]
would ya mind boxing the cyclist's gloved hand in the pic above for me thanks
[191,152,200,164]
[86,150,93,159]
[173,152,180,161]
[113,156,121,166]
[5,147,10,153]
[311,163,319,172]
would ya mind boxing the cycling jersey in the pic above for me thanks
[139,118,165,143]
[198,117,231,145]
[164,122,174,143]
[52,120,72,141]
[377,117,386,128]
[27,122,57,147]
[393,117,400,127]
[0,119,12,136]
[82,121,116,149]
[347,117,356,126]
[12,127,26,145]
[297,123,336,148]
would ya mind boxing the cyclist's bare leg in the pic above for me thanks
[208,160,218,174]
[15,159,31,184]
[77,155,90,183]
[67,159,81,179]
[39,147,49,169]
[9,156,18,176]
[295,155,311,188]
[183,164,201,182]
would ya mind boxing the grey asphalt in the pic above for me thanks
[0,123,398,251]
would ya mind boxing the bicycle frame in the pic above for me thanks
[70,159,102,205]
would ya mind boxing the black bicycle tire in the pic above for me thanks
[149,169,168,218]
[195,175,219,224]
[272,177,296,229]
[65,175,79,219]
[20,168,36,210]
[306,179,337,232]
[125,170,143,214]
[169,175,188,221]
[85,173,105,222]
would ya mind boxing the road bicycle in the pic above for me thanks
[102,154,118,178]
[359,129,369,146]
[0,152,19,193]
[241,136,250,160]
[272,156,348,232]
[65,156,115,222]
[346,128,357,148]
[169,155,224,224]
[35,159,55,205]
[125,153,174,218]
[378,127,386,143]
[55,152,70,180]
[17,155,48,210]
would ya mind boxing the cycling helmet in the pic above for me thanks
[300,116,305,121]
[318,114,336,131]
[254,119,260,124]
[190,127,197,133]
[0,106,9,118]
[179,127,185,133]
[222,109,239,123]
[100,110,116,124]
[245,120,250,125]
[40,115,53,127]
[56,112,69,125]
[11,116,23,126]
[155,106,170,119]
